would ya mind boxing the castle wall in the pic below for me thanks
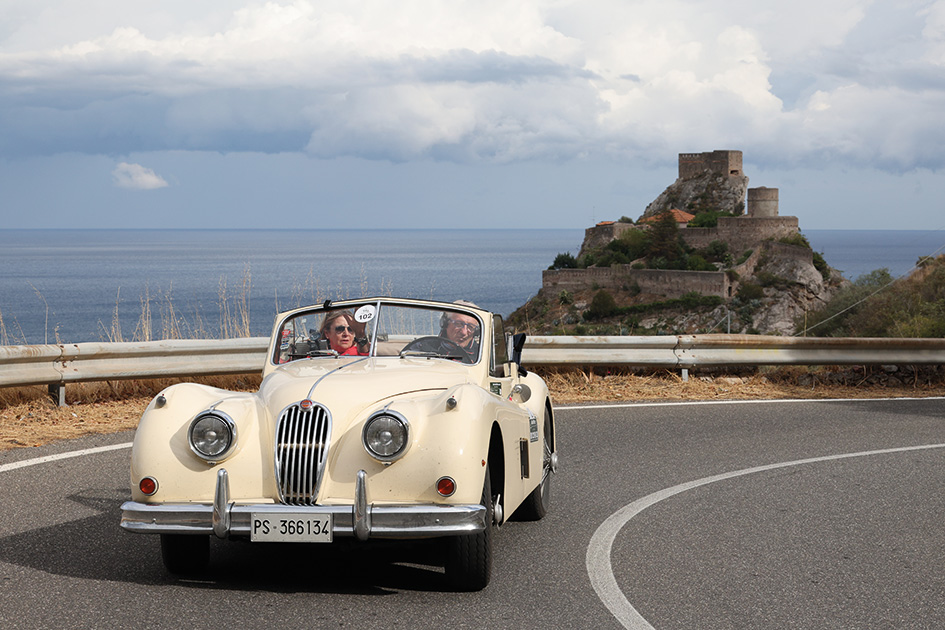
[680,216,798,254]
[757,241,812,265]
[578,216,799,261]
[579,222,636,257]
[543,267,730,300]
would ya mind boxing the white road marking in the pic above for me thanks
[586,441,945,629]
[0,442,132,474]
[559,396,945,411]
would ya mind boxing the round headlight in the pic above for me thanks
[189,412,236,461]
[363,411,409,461]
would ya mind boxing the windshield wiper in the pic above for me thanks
[399,350,464,360]
[289,349,339,359]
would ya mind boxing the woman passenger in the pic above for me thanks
[320,311,367,355]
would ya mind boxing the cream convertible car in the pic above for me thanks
[120,297,557,590]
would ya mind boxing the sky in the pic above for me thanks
[2,0,945,231]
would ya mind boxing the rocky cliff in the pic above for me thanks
[642,172,748,219]
[511,239,844,337]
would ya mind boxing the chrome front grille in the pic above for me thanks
[274,402,331,505]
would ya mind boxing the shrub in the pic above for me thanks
[585,289,618,320]
[689,211,734,228]
[778,233,812,249]
[549,252,578,270]
[812,251,830,280]
[799,268,892,336]
[558,290,573,305]
[701,240,729,262]
[736,283,764,301]
[686,254,715,271]
[755,271,791,289]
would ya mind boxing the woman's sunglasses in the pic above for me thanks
[333,325,354,334]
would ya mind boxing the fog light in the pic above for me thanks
[436,476,456,497]
[139,476,158,496]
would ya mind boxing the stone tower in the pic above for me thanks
[678,150,743,179]
[747,187,779,217]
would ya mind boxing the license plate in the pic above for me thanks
[250,512,333,543]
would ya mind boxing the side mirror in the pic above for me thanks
[511,332,527,376]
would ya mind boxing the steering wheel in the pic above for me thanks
[401,336,472,363]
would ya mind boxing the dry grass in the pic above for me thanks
[2,367,945,452]
[0,376,261,451]
[542,367,945,403]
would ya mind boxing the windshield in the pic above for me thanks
[274,301,483,365]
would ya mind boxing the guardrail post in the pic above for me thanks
[48,383,66,407]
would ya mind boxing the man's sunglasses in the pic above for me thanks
[448,320,480,334]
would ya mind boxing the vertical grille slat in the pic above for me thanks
[275,402,331,505]
[289,407,302,500]
[299,417,312,502]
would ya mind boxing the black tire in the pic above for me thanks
[444,468,493,591]
[514,411,552,521]
[160,534,209,576]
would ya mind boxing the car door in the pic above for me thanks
[488,314,537,508]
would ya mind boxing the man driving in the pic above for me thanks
[441,307,481,363]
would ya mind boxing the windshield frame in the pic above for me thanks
[270,298,485,366]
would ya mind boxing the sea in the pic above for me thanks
[1,228,944,345]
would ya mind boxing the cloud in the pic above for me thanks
[111,162,169,189]
[1,1,944,170]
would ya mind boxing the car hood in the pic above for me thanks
[258,356,474,418]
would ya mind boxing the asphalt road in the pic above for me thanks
[2,397,944,629]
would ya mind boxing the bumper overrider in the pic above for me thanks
[120,469,486,541]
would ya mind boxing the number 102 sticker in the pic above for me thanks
[354,305,376,323]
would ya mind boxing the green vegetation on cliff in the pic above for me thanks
[801,256,945,338]
[555,212,740,273]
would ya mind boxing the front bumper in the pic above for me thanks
[120,469,486,541]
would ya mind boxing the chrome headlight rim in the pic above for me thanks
[188,410,237,463]
[362,409,410,463]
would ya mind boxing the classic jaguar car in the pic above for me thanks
[120,297,557,590]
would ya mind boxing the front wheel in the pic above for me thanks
[444,467,493,591]
[160,534,209,576]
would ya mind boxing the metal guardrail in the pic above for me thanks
[2,334,945,397]
[523,335,945,367]
[0,338,269,404]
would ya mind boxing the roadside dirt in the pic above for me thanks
[2,369,944,452]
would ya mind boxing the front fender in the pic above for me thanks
[129,383,272,503]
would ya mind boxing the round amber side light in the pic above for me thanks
[139,477,158,496]
[436,476,456,497]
